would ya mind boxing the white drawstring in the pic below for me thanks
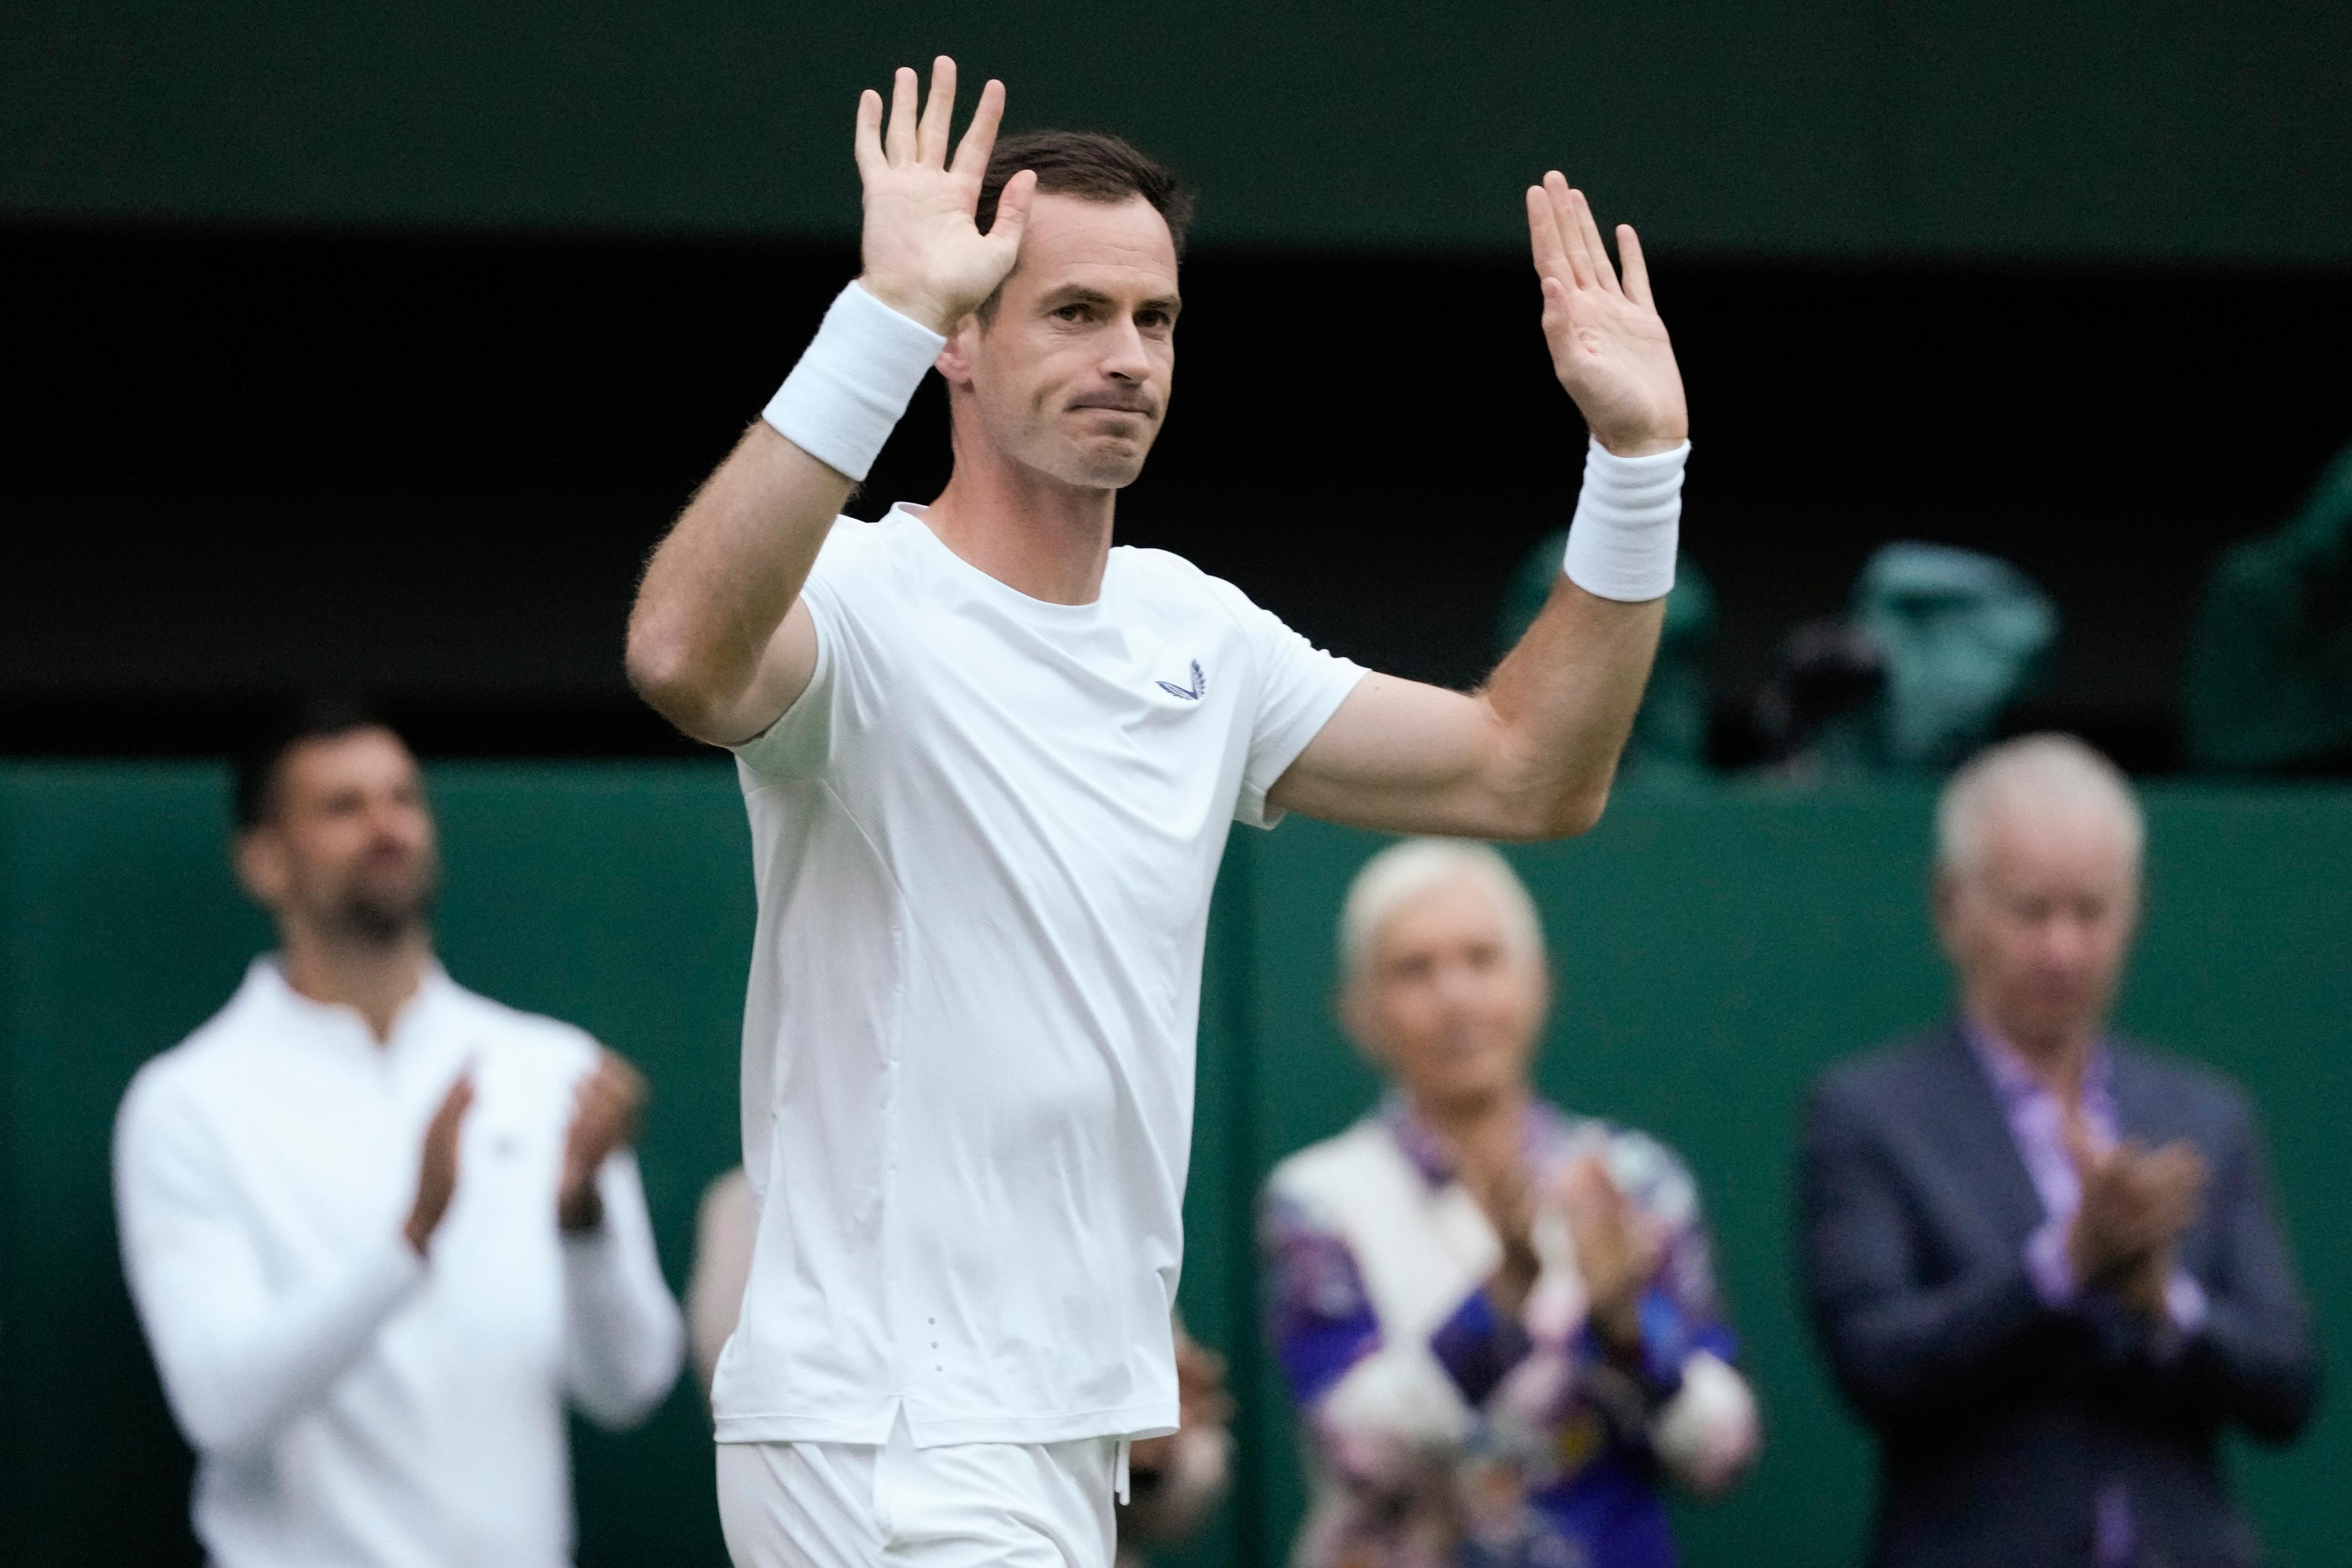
[1114,1438,1132,1506]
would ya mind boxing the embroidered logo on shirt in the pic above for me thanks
[1156,660,1207,701]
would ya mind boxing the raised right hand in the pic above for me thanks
[854,56,1037,334]
[403,1072,475,1256]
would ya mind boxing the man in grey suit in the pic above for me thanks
[1801,734,2318,1568]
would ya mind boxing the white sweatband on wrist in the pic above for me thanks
[761,282,948,482]
[1562,437,1688,602]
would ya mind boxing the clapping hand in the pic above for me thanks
[1560,1153,1663,1355]
[853,56,1036,335]
[2063,1111,2205,1324]
[557,1050,649,1234]
[402,1071,476,1256]
[1459,1133,1544,1316]
[1525,173,1687,457]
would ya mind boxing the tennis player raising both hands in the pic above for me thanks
[628,57,1689,1568]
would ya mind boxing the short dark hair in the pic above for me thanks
[976,130,1194,287]
[232,697,399,829]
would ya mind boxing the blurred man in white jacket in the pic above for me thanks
[114,702,685,1568]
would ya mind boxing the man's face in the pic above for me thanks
[238,728,440,944]
[948,193,1180,490]
[1938,803,2139,1051]
[1346,876,1548,1111]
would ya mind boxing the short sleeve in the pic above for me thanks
[1210,579,1366,829]
[729,521,874,781]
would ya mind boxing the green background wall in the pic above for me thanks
[7,1,2350,259]
[1,763,2344,1564]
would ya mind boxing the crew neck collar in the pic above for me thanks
[888,503,1112,622]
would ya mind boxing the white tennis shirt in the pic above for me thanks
[114,961,685,1568]
[714,505,1364,1446]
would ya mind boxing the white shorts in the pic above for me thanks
[715,1414,1128,1568]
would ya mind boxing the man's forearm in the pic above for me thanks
[1477,439,1682,836]
[1822,1264,2048,1427]
[626,424,851,744]
[562,1155,687,1429]
[2155,1294,2320,1441]
[2143,1139,2320,1441]
[137,1232,426,1457]
[1479,578,1665,837]
[627,282,947,745]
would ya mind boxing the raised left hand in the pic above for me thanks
[1525,173,1688,456]
[557,1050,649,1233]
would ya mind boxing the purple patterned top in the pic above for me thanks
[1261,1098,1747,1568]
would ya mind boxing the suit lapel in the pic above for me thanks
[2108,1044,2188,1146]
[1924,1022,2052,1246]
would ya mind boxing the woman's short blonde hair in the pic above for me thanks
[1337,838,1545,987]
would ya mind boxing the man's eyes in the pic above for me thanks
[1047,304,1175,329]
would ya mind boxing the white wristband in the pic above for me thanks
[761,282,948,482]
[1562,437,1688,602]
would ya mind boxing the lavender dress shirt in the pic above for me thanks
[1964,1020,2212,1568]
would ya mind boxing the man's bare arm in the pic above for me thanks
[1268,176,1686,840]
[628,430,845,746]
[1271,584,1662,840]
[626,59,1033,745]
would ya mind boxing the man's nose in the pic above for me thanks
[364,802,421,847]
[1099,318,1152,381]
[2037,916,2092,968]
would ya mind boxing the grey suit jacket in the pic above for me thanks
[1800,1024,2319,1568]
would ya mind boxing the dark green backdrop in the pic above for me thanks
[6,1,2350,259]
[1,763,2343,1564]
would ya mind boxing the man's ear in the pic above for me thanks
[934,315,982,389]
[1929,868,1966,962]
[233,826,286,911]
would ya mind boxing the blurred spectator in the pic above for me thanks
[1498,540,1717,782]
[688,1164,756,1398]
[1801,734,2318,1567]
[1758,544,2056,781]
[2184,439,2352,772]
[1858,543,2056,769]
[1754,620,1887,779]
[688,1164,1234,1564]
[1117,1322,1236,1567]
[1262,840,1757,1568]
[113,703,684,1568]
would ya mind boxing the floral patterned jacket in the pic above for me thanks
[1260,1099,1755,1568]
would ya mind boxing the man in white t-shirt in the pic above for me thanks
[628,57,1691,1568]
